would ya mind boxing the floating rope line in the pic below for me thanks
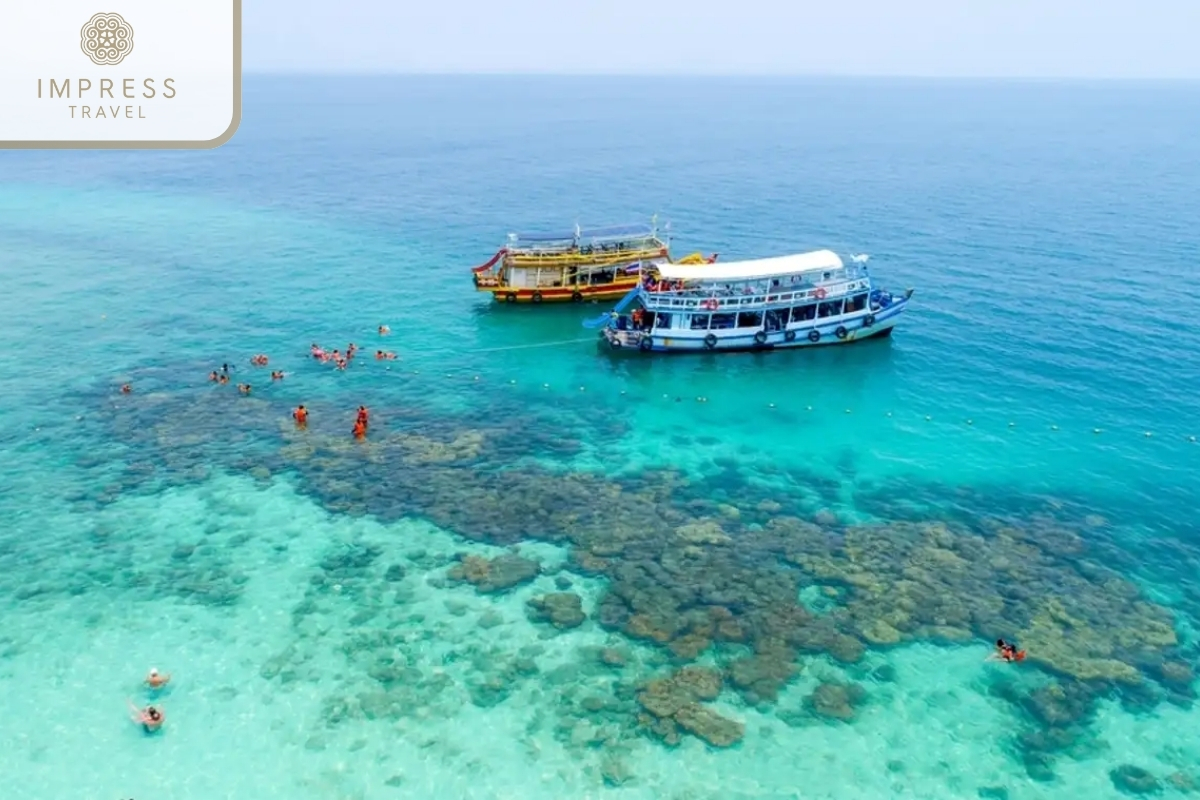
[470,337,598,354]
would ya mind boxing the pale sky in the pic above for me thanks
[244,0,1200,78]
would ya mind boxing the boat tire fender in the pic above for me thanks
[532,291,543,304]
[505,292,517,303]
[609,338,622,349]
[571,291,583,303]
[754,330,768,345]
[863,314,875,328]
[639,337,653,352]
[836,326,848,340]
[785,330,796,342]
[808,329,821,343]
[704,333,717,349]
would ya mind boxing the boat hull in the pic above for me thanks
[601,299,910,353]
[481,275,641,304]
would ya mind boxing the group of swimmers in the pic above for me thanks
[310,342,360,370]
[126,667,171,733]
[291,403,370,439]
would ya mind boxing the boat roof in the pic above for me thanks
[654,249,844,282]
[511,223,658,244]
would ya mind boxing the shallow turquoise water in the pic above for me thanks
[1,76,1199,799]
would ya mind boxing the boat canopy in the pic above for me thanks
[511,223,657,245]
[654,249,844,282]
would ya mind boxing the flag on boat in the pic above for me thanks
[622,261,643,274]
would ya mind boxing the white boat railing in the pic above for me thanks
[641,278,873,312]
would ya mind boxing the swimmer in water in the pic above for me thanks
[208,371,219,382]
[352,419,366,439]
[375,350,385,360]
[221,363,231,374]
[237,383,251,395]
[356,405,369,428]
[271,370,284,381]
[127,699,165,732]
[145,668,171,689]
[120,384,132,394]
[218,374,229,385]
[378,325,390,335]
[987,638,1026,663]
[293,405,308,427]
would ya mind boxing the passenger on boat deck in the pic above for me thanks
[631,308,645,329]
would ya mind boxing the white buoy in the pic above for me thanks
[543,383,550,389]
[845,409,851,414]
[1189,435,1197,443]
[806,406,813,411]
[1093,428,1102,434]
[474,376,480,381]
[620,390,626,395]
[509,379,516,384]
[966,419,973,425]
[1144,431,1152,438]
[768,403,776,409]
[1008,422,1015,427]
[1051,425,1058,431]
[886,412,892,417]
[925,415,932,421]
[579,386,585,391]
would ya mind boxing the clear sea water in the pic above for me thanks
[2,76,1200,799]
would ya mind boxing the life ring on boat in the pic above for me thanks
[808,329,821,343]
[571,291,583,303]
[863,314,876,328]
[814,287,828,300]
[532,291,543,304]
[703,299,718,311]
[504,292,517,303]
[639,337,653,352]
[835,326,848,340]
[704,333,718,349]
[754,331,768,345]
[785,330,796,342]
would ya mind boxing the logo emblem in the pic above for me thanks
[80,12,134,65]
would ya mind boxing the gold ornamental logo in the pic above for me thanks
[80,12,134,66]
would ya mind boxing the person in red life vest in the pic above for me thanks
[987,638,1026,663]
[292,405,308,428]
[356,405,369,429]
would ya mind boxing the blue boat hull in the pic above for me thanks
[601,297,910,354]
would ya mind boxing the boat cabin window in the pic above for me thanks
[736,311,763,329]
[764,310,788,331]
[847,293,868,312]
[710,313,736,330]
[653,312,672,330]
[817,300,844,318]
[791,304,817,323]
[689,314,710,330]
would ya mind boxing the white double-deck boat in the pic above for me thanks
[589,249,914,353]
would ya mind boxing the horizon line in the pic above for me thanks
[239,70,1200,82]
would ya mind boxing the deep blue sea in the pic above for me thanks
[2,76,1199,799]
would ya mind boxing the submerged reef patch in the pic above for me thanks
[77,371,1199,764]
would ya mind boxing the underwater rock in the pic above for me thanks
[526,592,585,629]
[601,754,633,786]
[727,650,798,703]
[977,786,1009,800]
[806,681,866,722]
[599,647,628,667]
[1167,772,1196,792]
[447,553,540,593]
[555,574,573,590]
[675,519,731,546]
[1023,681,1097,728]
[384,564,406,581]
[1109,765,1161,795]
[673,702,744,747]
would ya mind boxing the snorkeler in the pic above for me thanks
[127,700,165,732]
[145,668,171,689]
[988,638,1026,663]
